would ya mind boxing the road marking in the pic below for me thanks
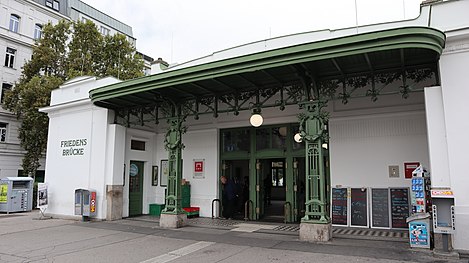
[231,223,277,232]
[140,241,215,263]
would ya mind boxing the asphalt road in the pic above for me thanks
[0,212,466,263]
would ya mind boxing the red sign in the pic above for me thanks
[90,191,96,213]
[404,162,420,179]
[194,161,204,173]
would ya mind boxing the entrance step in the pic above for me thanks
[128,215,408,242]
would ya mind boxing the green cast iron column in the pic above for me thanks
[300,100,330,224]
[162,116,186,215]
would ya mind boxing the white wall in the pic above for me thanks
[42,77,120,220]
[424,86,451,188]
[44,103,109,219]
[438,40,469,251]
[180,129,219,218]
[329,112,429,188]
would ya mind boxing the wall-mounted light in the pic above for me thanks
[294,133,302,143]
[256,160,261,170]
[322,143,328,149]
[250,108,263,127]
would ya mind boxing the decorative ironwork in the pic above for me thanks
[162,115,187,215]
[111,65,437,131]
[298,100,330,224]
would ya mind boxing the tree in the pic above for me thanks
[4,19,144,177]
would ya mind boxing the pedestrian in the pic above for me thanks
[220,175,236,219]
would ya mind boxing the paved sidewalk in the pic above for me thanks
[0,211,466,263]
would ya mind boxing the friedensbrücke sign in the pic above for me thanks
[60,139,87,156]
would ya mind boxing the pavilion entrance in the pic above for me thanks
[220,124,307,223]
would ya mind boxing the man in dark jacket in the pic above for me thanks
[220,176,236,219]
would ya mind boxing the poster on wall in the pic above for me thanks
[37,183,48,208]
[404,162,420,179]
[409,221,430,247]
[193,159,205,179]
[160,160,169,187]
[0,184,7,203]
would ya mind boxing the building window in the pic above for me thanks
[130,140,146,151]
[4,48,16,68]
[0,123,7,142]
[46,0,59,10]
[34,24,42,40]
[1,83,12,104]
[9,15,20,33]
[100,26,110,36]
[53,0,60,10]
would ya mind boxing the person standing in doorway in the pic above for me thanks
[220,176,236,219]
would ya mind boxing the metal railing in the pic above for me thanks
[211,199,220,219]
[284,201,292,224]
[244,200,254,221]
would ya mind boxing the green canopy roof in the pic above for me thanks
[90,27,445,110]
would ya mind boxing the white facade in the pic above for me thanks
[42,0,469,253]
[41,76,122,219]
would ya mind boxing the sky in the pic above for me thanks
[80,0,423,65]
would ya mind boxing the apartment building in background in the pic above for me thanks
[0,0,139,180]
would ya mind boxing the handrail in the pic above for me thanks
[211,199,220,219]
[244,200,254,221]
[284,201,292,224]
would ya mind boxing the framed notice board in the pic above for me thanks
[331,188,348,226]
[390,188,410,228]
[351,188,368,227]
[371,188,390,228]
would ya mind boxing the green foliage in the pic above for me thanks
[4,19,144,176]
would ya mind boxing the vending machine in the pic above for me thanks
[406,166,432,249]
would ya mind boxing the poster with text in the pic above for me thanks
[193,159,205,179]
[37,183,48,208]
[0,184,7,203]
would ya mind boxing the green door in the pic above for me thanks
[129,161,144,216]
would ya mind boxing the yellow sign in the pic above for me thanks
[431,190,454,198]
[0,184,7,203]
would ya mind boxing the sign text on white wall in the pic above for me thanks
[60,139,87,156]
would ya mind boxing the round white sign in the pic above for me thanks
[130,163,138,177]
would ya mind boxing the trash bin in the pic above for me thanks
[0,177,34,213]
[407,213,431,249]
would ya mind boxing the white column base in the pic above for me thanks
[159,213,187,228]
[299,222,332,242]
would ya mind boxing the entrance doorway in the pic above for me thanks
[129,161,144,216]
[220,124,307,223]
[260,158,286,222]
[220,160,250,220]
